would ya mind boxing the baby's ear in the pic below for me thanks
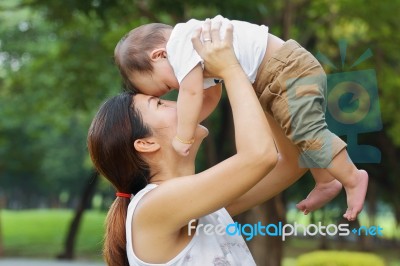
[150,48,167,60]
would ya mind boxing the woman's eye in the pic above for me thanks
[157,100,163,106]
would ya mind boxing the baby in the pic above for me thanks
[114,15,368,221]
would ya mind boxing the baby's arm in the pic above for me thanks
[173,64,204,156]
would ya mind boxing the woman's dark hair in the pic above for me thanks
[114,23,173,92]
[87,91,152,266]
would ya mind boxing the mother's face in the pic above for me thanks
[134,94,178,138]
[133,93,208,147]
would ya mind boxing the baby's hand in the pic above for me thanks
[172,136,193,156]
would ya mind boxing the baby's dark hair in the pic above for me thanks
[114,23,173,92]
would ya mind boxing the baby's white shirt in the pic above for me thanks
[166,15,269,89]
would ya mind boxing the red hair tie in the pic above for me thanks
[116,192,131,199]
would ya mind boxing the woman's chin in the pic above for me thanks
[197,124,209,139]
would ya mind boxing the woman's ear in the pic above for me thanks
[134,138,161,153]
[150,48,167,61]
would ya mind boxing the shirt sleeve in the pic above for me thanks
[166,19,203,85]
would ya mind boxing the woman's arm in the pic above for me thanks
[199,83,222,122]
[226,111,311,216]
[141,20,277,232]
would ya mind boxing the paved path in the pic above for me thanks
[0,259,105,266]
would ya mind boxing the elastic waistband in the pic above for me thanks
[254,39,304,96]
[257,39,303,76]
[269,39,302,62]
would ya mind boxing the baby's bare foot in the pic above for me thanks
[343,169,369,221]
[296,179,343,215]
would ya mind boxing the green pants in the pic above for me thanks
[253,40,346,168]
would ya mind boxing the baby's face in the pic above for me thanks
[131,61,179,97]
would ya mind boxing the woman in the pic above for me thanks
[88,21,306,265]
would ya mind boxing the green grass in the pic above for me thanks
[1,209,399,265]
[1,209,105,260]
[284,208,400,265]
[282,238,400,266]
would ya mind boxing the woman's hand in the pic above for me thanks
[139,18,277,241]
[192,18,240,80]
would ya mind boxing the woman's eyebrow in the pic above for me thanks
[147,96,158,108]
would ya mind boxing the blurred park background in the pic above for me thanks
[1,0,399,265]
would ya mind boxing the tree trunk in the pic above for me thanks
[57,170,99,260]
[236,204,268,265]
[242,195,285,266]
[282,0,294,39]
[318,210,329,250]
[203,119,218,167]
[364,178,377,251]
[265,195,285,266]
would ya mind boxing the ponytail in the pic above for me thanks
[103,198,130,266]
[87,92,152,265]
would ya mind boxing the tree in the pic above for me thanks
[1,0,400,264]
[58,171,99,259]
